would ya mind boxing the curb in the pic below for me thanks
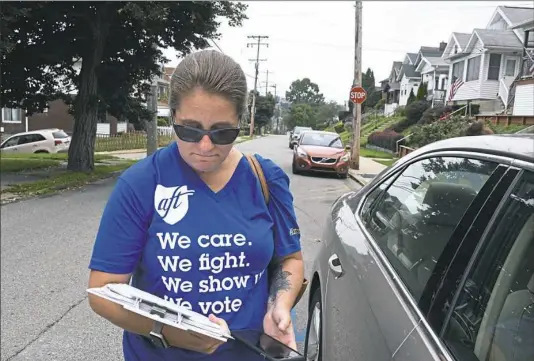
[347,171,369,187]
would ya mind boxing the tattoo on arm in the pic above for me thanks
[268,262,293,305]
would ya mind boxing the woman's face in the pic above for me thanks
[174,87,239,173]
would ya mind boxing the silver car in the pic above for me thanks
[289,126,312,149]
[304,134,534,361]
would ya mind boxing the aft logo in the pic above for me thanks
[154,185,195,225]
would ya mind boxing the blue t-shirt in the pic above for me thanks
[88,142,301,361]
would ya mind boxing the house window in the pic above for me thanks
[453,45,458,54]
[452,61,465,80]
[504,59,516,77]
[487,54,501,80]
[466,56,481,81]
[2,108,21,123]
[435,77,439,90]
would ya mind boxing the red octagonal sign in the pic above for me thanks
[350,86,367,104]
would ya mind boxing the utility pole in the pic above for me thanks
[350,0,363,170]
[146,79,158,156]
[247,35,269,137]
[261,70,272,96]
[270,84,280,134]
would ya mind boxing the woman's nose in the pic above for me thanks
[198,134,214,152]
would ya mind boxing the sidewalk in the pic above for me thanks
[348,157,388,186]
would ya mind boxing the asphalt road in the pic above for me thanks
[0,135,360,361]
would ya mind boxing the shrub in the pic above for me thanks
[367,129,405,152]
[408,116,467,148]
[344,121,353,133]
[333,121,345,134]
[420,105,453,124]
[405,100,430,125]
[395,106,406,117]
[315,122,328,130]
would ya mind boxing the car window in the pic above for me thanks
[1,136,20,148]
[360,156,499,301]
[301,133,343,148]
[28,134,46,142]
[440,171,534,361]
[52,130,69,139]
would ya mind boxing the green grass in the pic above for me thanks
[359,148,394,159]
[4,163,135,196]
[0,152,116,174]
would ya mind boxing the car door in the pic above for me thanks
[408,166,534,361]
[18,133,48,153]
[0,135,21,153]
[323,153,510,361]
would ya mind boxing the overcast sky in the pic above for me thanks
[162,1,532,105]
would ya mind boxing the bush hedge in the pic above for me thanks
[368,129,405,152]
[333,121,345,134]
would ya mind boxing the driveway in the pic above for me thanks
[0,135,360,360]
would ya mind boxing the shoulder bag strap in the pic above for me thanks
[245,153,270,204]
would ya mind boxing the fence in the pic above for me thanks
[95,130,173,152]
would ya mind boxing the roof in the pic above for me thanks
[399,63,420,80]
[399,134,534,164]
[511,17,534,30]
[406,53,418,64]
[499,6,534,26]
[453,32,472,50]
[473,29,523,49]
[425,56,448,67]
[420,46,443,58]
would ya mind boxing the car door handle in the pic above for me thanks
[328,254,344,279]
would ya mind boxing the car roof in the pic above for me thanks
[301,130,339,136]
[402,134,534,163]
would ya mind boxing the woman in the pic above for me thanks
[87,49,304,361]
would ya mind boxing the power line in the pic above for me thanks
[209,39,256,79]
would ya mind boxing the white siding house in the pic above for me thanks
[511,18,534,116]
[443,6,533,115]
[414,44,449,106]
[398,53,420,106]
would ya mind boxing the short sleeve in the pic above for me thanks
[88,177,151,274]
[261,160,302,259]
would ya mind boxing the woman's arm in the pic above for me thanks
[267,251,304,311]
[88,270,227,354]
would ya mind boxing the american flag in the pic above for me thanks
[447,76,464,102]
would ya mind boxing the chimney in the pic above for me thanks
[439,41,447,51]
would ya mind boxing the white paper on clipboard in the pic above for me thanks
[87,283,232,342]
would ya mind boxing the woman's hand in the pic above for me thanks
[263,305,297,350]
[165,314,230,354]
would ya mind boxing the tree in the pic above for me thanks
[407,88,417,105]
[416,82,428,101]
[314,101,343,126]
[248,91,275,135]
[361,68,381,112]
[285,78,324,105]
[283,103,315,130]
[1,2,247,171]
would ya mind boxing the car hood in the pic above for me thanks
[299,145,345,157]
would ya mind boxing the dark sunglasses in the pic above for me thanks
[173,124,240,145]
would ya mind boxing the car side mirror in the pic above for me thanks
[345,145,351,151]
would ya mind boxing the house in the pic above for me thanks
[443,6,533,115]
[414,43,449,106]
[511,17,534,116]
[382,61,402,116]
[398,53,421,106]
[157,66,174,119]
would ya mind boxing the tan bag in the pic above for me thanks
[245,154,309,308]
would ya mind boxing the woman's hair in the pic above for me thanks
[169,50,248,123]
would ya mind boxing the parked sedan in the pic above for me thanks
[292,130,350,178]
[0,129,71,154]
[289,126,312,149]
[304,134,534,361]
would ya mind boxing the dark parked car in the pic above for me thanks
[304,134,534,361]
[289,126,312,149]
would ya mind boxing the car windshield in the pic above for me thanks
[301,133,343,148]
[294,127,310,134]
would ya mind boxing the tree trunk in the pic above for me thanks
[67,5,111,172]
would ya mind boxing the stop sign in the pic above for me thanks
[350,86,367,104]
